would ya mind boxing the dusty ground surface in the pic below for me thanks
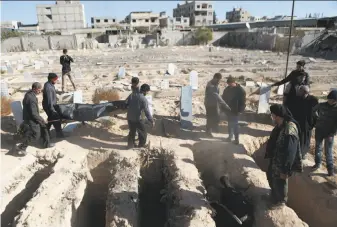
[1,46,337,227]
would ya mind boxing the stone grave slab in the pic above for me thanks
[258,84,271,114]
[189,70,198,90]
[73,90,83,104]
[180,86,193,129]
[10,101,24,129]
[118,67,126,79]
[277,84,284,95]
[1,81,9,96]
[160,79,169,90]
[167,63,176,76]
[145,95,153,117]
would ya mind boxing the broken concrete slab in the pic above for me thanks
[117,67,126,79]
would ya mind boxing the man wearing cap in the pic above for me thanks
[42,73,65,138]
[11,82,55,156]
[222,76,246,144]
[271,60,310,115]
[204,73,231,137]
[292,85,319,158]
[265,104,302,206]
[311,90,337,176]
[126,77,153,148]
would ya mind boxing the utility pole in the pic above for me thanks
[284,0,295,79]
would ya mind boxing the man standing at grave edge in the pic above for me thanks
[204,73,231,137]
[126,77,153,148]
[42,73,65,138]
[222,76,246,145]
[291,85,318,158]
[11,82,55,156]
[60,49,76,93]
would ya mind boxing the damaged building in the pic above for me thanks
[125,11,160,33]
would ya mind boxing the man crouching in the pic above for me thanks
[264,104,302,207]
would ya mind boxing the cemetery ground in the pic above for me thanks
[1,46,337,227]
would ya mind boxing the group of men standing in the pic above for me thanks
[264,60,337,207]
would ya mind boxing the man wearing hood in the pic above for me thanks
[271,60,310,115]
[265,104,302,207]
[126,77,153,148]
[292,85,318,158]
[42,73,65,138]
[312,90,337,176]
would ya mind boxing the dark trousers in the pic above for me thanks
[299,125,312,158]
[314,131,334,171]
[16,122,50,151]
[266,162,288,204]
[128,120,147,147]
[227,114,239,141]
[44,109,63,137]
[205,105,220,133]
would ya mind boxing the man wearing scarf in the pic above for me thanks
[265,104,302,206]
[292,85,318,158]
[312,90,337,176]
[271,60,310,115]
[42,73,65,138]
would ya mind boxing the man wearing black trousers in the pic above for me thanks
[42,73,65,138]
[126,77,153,148]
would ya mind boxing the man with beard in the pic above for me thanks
[204,73,231,137]
[42,73,65,138]
[292,85,318,158]
[264,104,302,207]
[312,90,337,176]
[271,60,310,115]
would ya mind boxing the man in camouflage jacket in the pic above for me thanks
[265,104,303,206]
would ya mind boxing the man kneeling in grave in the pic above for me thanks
[10,83,55,156]
[126,78,154,148]
[204,73,231,137]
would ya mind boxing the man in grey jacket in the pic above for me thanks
[204,73,231,137]
[126,77,153,148]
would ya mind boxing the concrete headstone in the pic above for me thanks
[160,79,169,90]
[10,101,24,129]
[73,90,83,104]
[1,81,9,96]
[167,63,175,76]
[258,84,271,114]
[118,67,126,79]
[189,70,198,90]
[180,86,193,129]
[34,62,40,70]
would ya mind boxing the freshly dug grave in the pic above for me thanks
[190,140,308,227]
[242,136,337,227]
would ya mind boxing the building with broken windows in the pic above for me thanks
[226,8,251,23]
[91,17,119,28]
[173,1,214,27]
[125,11,160,32]
[36,0,86,32]
[159,12,190,30]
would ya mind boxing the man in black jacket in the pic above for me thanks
[312,90,337,176]
[265,104,302,207]
[42,73,65,138]
[204,73,231,137]
[12,83,55,156]
[292,85,318,158]
[271,60,310,115]
[60,49,76,93]
[126,77,153,148]
[222,76,246,145]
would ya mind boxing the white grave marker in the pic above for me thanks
[22,58,30,65]
[245,81,256,87]
[1,81,9,96]
[73,90,83,104]
[277,84,284,95]
[17,64,24,71]
[258,84,271,114]
[145,95,153,117]
[118,67,126,79]
[10,101,24,129]
[1,65,8,72]
[160,79,169,90]
[167,63,176,76]
[34,62,40,70]
[189,70,198,90]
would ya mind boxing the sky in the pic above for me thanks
[1,1,337,25]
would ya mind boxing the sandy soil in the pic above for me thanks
[1,46,337,227]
